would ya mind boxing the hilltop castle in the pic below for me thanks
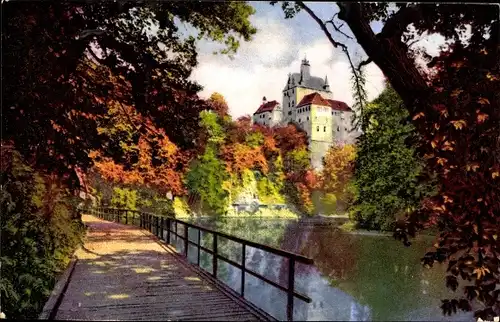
[252,57,360,169]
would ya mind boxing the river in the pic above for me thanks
[170,216,474,321]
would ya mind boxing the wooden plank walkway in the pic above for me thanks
[53,215,266,321]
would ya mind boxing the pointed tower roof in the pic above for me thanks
[323,75,330,91]
[301,55,310,66]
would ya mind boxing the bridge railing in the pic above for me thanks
[87,207,313,321]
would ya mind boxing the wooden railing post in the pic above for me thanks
[287,258,296,321]
[184,224,188,258]
[166,218,171,244]
[156,216,159,237]
[212,233,218,278]
[241,244,246,297]
[125,210,128,225]
[160,217,164,240]
[197,228,201,266]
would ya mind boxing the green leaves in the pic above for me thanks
[1,150,85,319]
[350,86,437,230]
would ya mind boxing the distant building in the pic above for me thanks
[252,97,282,127]
[252,57,361,169]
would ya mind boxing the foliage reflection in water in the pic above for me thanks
[172,216,474,321]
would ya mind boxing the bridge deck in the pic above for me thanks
[53,215,266,321]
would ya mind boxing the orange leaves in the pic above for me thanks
[450,119,466,130]
[442,195,454,204]
[441,141,454,151]
[477,97,490,105]
[486,72,498,81]
[451,61,465,69]
[321,144,356,195]
[436,157,447,166]
[222,143,269,175]
[433,104,449,118]
[476,110,489,124]
[432,203,447,213]
[473,266,490,280]
[466,163,480,172]
[413,112,425,120]
[490,166,500,179]
[450,89,463,98]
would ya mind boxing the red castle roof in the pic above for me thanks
[253,100,280,115]
[296,93,352,112]
[326,99,352,112]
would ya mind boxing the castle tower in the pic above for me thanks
[323,75,330,91]
[300,56,311,82]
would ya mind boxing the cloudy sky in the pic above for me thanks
[189,2,445,118]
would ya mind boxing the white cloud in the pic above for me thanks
[190,18,386,119]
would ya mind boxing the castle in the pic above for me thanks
[252,57,360,169]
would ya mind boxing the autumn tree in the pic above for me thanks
[208,92,230,118]
[276,2,500,318]
[351,85,437,231]
[319,143,356,215]
[273,124,308,154]
[3,4,257,318]
[3,1,257,178]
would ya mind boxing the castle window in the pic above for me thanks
[299,119,301,123]
[337,126,340,132]
[288,111,292,115]
[324,126,326,132]
[307,117,309,121]
[317,126,320,132]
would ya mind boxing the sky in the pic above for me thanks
[188,2,446,118]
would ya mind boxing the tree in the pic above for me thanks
[276,2,500,318]
[208,92,230,118]
[350,86,437,230]
[1,148,84,319]
[3,1,257,177]
[320,143,356,214]
[185,111,230,216]
[273,124,308,155]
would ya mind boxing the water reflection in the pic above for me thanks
[180,217,473,321]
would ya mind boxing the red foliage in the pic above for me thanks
[273,125,308,155]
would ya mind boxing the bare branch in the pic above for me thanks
[296,2,367,114]
[296,2,348,50]
[325,13,353,40]
[357,57,373,71]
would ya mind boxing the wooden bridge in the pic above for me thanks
[40,208,314,321]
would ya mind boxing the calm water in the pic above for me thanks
[169,217,473,321]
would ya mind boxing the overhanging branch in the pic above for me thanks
[325,13,353,40]
[296,2,348,50]
[357,57,373,71]
[296,1,367,114]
